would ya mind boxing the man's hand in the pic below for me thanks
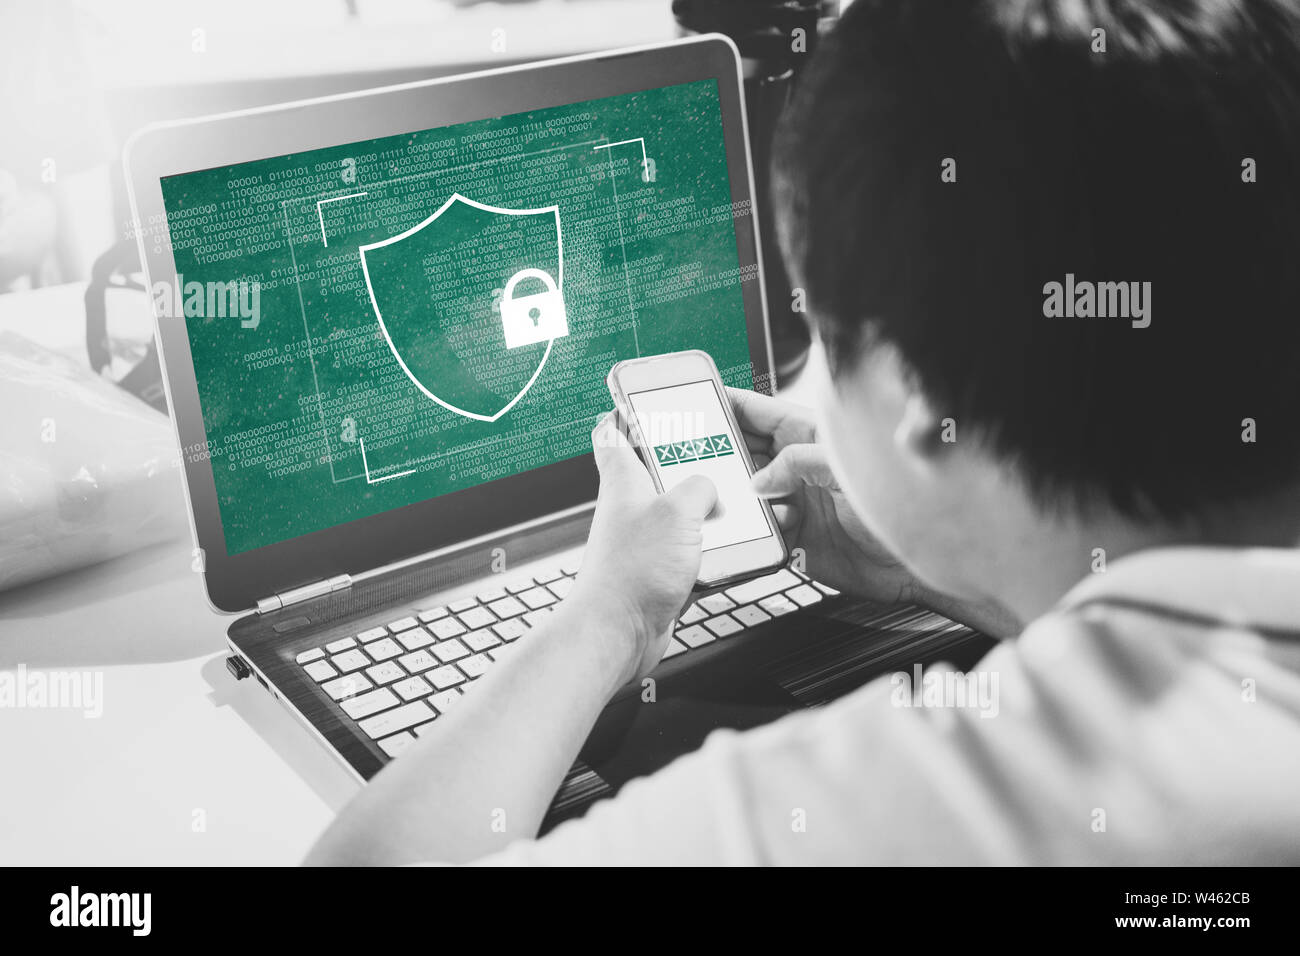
[730,387,921,605]
[732,388,1021,637]
[306,413,716,865]
[569,413,718,685]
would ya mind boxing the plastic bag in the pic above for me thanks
[0,330,187,592]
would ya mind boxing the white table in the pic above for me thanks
[0,539,360,865]
[0,283,360,864]
[0,282,826,864]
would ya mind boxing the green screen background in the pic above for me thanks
[161,79,754,555]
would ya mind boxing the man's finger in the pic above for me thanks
[667,474,718,523]
[751,443,837,496]
[739,427,774,458]
[591,412,654,491]
[771,501,799,532]
[727,387,817,444]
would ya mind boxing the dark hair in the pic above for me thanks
[772,0,1300,520]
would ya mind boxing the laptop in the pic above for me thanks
[122,36,856,806]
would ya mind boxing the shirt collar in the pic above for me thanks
[1057,546,1300,635]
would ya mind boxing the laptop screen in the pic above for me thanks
[158,77,756,556]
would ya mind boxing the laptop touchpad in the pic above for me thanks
[580,668,801,788]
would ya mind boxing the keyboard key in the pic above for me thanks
[428,665,466,691]
[387,616,418,633]
[295,648,324,665]
[786,584,822,607]
[331,649,370,673]
[458,653,491,679]
[433,638,470,663]
[393,675,433,701]
[396,627,434,651]
[725,569,801,605]
[366,661,405,685]
[429,688,463,713]
[330,636,362,652]
[303,660,338,682]
[429,617,467,640]
[413,720,437,737]
[547,577,575,599]
[703,614,743,638]
[561,563,580,576]
[340,687,398,720]
[322,673,371,701]
[505,579,535,594]
[457,606,497,630]
[759,594,799,617]
[363,637,403,662]
[464,628,501,652]
[662,637,689,659]
[488,647,512,662]
[487,596,527,619]
[378,732,415,758]
[523,609,553,629]
[676,625,715,648]
[534,568,564,584]
[417,606,448,623]
[493,618,528,642]
[698,593,736,615]
[353,630,384,645]
[359,700,434,740]
[518,587,556,610]
[397,649,438,674]
[679,604,706,625]
[476,585,507,602]
[813,581,840,597]
[449,597,478,613]
[732,604,772,628]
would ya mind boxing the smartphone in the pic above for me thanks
[607,350,788,588]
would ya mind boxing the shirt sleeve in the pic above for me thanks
[465,660,1018,866]
[461,601,1300,865]
[468,723,771,866]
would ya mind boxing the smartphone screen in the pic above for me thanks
[626,379,774,552]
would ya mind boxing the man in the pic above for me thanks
[307,0,1300,865]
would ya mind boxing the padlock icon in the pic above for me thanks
[500,268,569,350]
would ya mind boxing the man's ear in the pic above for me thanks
[893,388,954,467]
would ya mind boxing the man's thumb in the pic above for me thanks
[750,444,835,497]
[667,474,718,523]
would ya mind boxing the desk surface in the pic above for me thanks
[0,282,831,865]
[0,539,357,865]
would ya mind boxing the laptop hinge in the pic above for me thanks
[257,574,352,614]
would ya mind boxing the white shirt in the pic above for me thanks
[473,547,1300,865]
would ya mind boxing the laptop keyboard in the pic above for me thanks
[292,564,837,760]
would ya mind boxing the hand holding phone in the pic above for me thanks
[607,350,788,588]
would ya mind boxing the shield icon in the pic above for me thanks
[359,193,565,422]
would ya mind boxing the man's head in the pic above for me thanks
[773,0,1300,608]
